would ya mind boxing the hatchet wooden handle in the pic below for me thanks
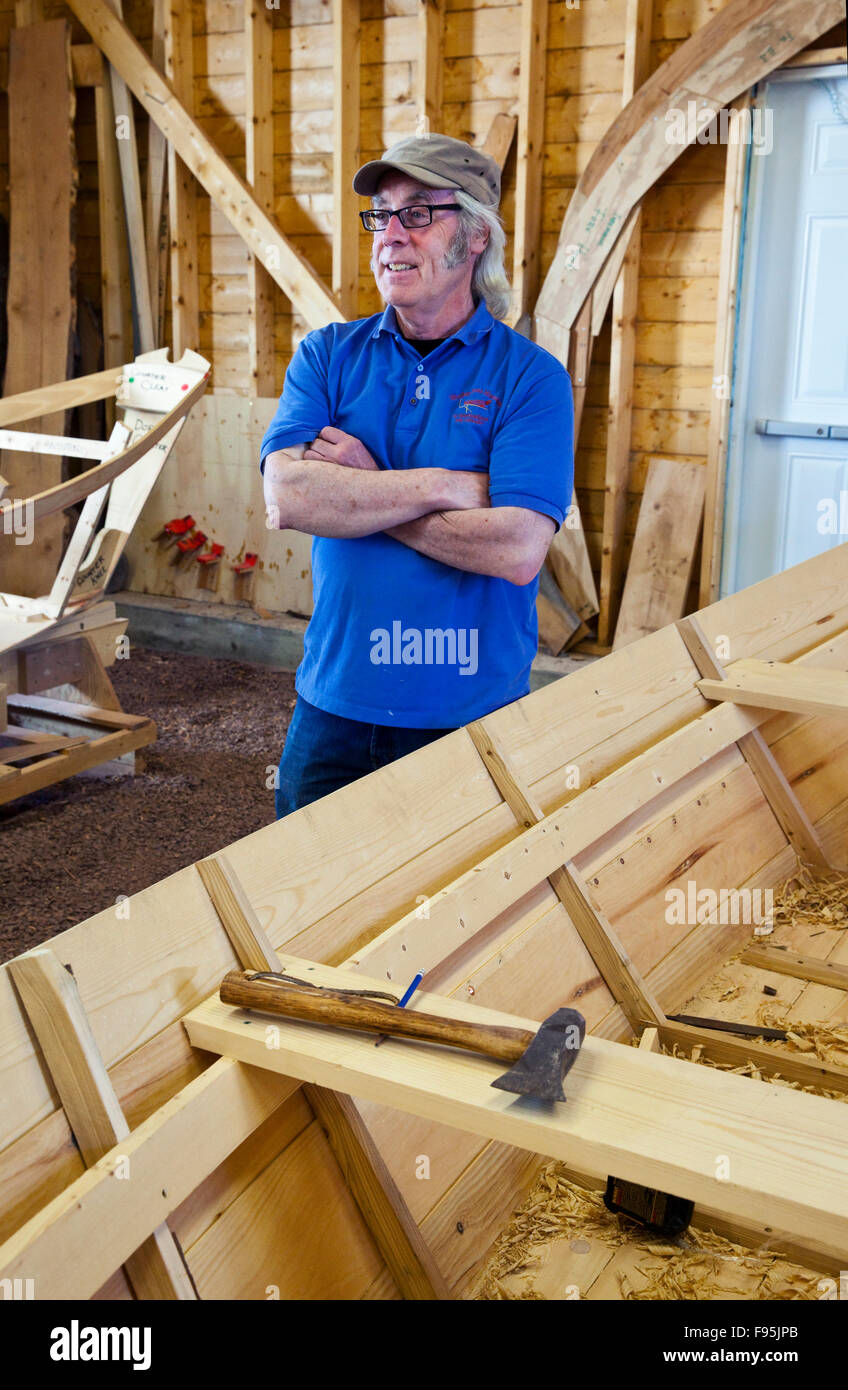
[219,970,534,1063]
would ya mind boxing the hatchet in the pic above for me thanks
[218,969,586,1103]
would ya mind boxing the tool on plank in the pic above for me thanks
[218,969,586,1102]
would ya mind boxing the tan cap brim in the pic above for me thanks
[352,160,463,197]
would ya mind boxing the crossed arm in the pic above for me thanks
[262,427,555,587]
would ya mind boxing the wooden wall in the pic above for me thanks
[0,0,843,615]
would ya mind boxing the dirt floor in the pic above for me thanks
[0,648,296,961]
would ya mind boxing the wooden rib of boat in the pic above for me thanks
[1,541,847,1299]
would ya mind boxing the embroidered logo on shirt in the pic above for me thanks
[451,389,500,425]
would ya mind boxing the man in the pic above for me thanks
[261,133,574,817]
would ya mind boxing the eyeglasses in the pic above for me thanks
[359,203,462,232]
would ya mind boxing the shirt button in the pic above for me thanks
[409,397,417,406]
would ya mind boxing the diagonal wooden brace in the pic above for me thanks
[8,948,196,1299]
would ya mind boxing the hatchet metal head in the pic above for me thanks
[491,1007,586,1103]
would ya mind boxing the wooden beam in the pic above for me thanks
[657,1019,848,1095]
[0,368,120,430]
[739,944,848,992]
[145,0,168,348]
[511,0,548,324]
[545,295,599,624]
[481,113,516,171]
[331,0,360,321]
[71,42,103,86]
[534,0,844,345]
[698,658,848,719]
[7,949,196,1298]
[246,1,277,393]
[164,0,199,360]
[700,95,750,606]
[612,458,705,649]
[466,718,664,1032]
[677,615,829,867]
[104,0,154,354]
[416,0,442,134]
[0,19,77,600]
[183,963,848,1266]
[94,77,132,377]
[67,0,343,330]
[196,853,451,1301]
[597,0,652,647]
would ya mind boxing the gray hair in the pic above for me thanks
[453,190,512,321]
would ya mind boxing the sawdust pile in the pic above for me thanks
[469,1165,822,1301]
[769,862,848,932]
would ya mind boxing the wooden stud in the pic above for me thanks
[480,113,516,171]
[466,719,665,1032]
[246,1,278,394]
[417,0,442,134]
[677,615,828,867]
[638,1026,661,1053]
[613,459,706,650]
[596,0,652,647]
[196,853,451,1301]
[164,0,199,361]
[511,0,548,325]
[103,0,154,354]
[68,0,343,331]
[7,949,196,1298]
[0,19,77,600]
[700,96,751,607]
[145,0,168,349]
[332,0,360,321]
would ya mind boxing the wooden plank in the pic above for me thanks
[164,0,199,361]
[739,945,848,992]
[246,0,277,392]
[534,0,845,346]
[0,1056,297,1300]
[596,0,652,647]
[511,0,547,325]
[466,718,664,1031]
[0,19,77,600]
[699,95,750,607]
[71,42,104,86]
[7,949,196,1299]
[195,852,450,1301]
[67,0,343,330]
[612,458,705,650]
[657,1020,848,1095]
[417,0,442,133]
[677,614,829,867]
[331,0,360,320]
[44,426,128,620]
[698,658,848,720]
[0,731,87,764]
[480,112,516,171]
[183,965,848,1265]
[104,0,154,354]
[0,369,120,430]
[545,295,599,623]
[145,0,168,348]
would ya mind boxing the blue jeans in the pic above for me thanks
[275,695,459,818]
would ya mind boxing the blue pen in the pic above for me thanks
[375,970,424,1046]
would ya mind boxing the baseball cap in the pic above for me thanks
[353,134,501,208]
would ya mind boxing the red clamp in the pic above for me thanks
[176,530,207,554]
[232,552,258,575]
[155,514,195,540]
[196,543,224,566]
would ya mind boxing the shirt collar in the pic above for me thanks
[372,298,494,345]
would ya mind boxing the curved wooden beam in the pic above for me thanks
[535,0,844,351]
[0,372,207,529]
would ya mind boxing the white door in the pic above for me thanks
[722,70,848,595]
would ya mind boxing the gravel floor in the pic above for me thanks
[0,648,296,962]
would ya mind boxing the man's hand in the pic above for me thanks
[304,426,379,471]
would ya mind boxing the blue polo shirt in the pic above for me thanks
[260,300,573,728]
